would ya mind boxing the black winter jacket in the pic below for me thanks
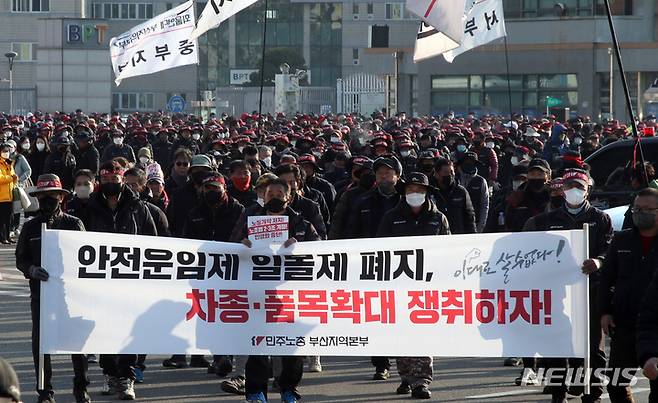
[430,183,477,234]
[183,197,244,242]
[377,200,451,237]
[83,186,157,236]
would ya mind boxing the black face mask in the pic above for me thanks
[441,175,454,187]
[419,164,434,174]
[204,190,224,206]
[526,179,546,192]
[190,171,207,186]
[462,164,476,175]
[275,144,286,152]
[550,195,565,208]
[264,198,286,213]
[101,183,122,197]
[39,196,60,216]
[358,170,376,190]
[58,146,69,154]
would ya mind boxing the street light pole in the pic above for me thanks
[608,48,613,119]
[4,52,17,116]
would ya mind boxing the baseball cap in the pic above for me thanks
[202,174,225,187]
[190,154,212,169]
[405,172,430,188]
[373,155,402,176]
[528,158,551,174]
[563,169,590,188]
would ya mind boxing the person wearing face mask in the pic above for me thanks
[397,140,418,176]
[597,188,658,403]
[28,135,50,184]
[456,153,489,233]
[504,158,551,233]
[124,168,170,237]
[6,139,32,234]
[452,137,469,161]
[329,156,375,240]
[101,130,135,164]
[235,178,319,403]
[227,160,258,208]
[523,169,612,403]
[298,154,336,211]
[166,154,212,238]
[471,133,499,186]
[416,151,436,178]
[347,155,402,380]
[15,174,91,403]
[152,129,173,170]
[376,172,449,400]
[0,143,17,244]
[146,169,169,213]
[485,165,529,234]
[547,177,565,211]
[73,131,99,176]
[84,161,157,401]
[67,169,96,222]
[136,147,154,170]
[43,135,76,191]
[258,145,273,169]
[170,127,200,157]
[429,158,476,234]
[275,164,328,240]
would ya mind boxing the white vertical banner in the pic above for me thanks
[110,1,199,86]
[442,0,507,63]
[190,0,259,40]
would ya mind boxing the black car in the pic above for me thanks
[585,136,658,209]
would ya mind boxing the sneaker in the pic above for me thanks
[515,368,539,386]
[190,356,211,368]
[87,354,98,364]
[37,392,56,403]
[280,390,298,403]
[411,385,431,399]
[117,377,136,400]
[307,356,322,373]
[73,388,91,403]
[134,367,144,383]
[101,375,118,395]
[221,375,246,395]
[373,368,390,380]
[162,356,188,369]
[396,381,411,394]
[271,378,280,393]
[504,357,522,367]
[245,392,267,403]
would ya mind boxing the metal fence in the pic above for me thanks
[0,88,37,115]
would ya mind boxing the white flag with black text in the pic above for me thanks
[413,21,460,63]
[442,0,507,63]
[190,0,259,40]
[406,0,466,45]
[110,1,198,86]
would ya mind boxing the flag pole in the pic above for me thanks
[503,37,513,122]
[258,0,269,116]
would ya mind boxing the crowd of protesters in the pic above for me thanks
[6,108,658,403]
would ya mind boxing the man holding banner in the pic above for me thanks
[238,177,320,403]
[15,174,89,403]
[523,169,613,403]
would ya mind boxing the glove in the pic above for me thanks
[28,265,49,281]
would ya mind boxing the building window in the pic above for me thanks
[366,3,374,16]
[430,73,578,117]
[352,48,359,60]
[12,0,49,12]
[112,93,155,110]
[91,3,154,19]
[11,43,37,62]
[352,3,359,16]
[503,0,632,18]
[385,3,404,20]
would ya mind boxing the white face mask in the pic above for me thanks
[512,180,525,191]
[573,138,582,145]
[262,156,272,167]
[400,150,411,158]
[192,133,201,141]
[1,152,9,159]
[113,137,123,145]
[75,184,93,199]
[406,192,426,208]
[238,146,244,153]
[257,197,265,207]
[139,156,150,165]
[511,156,522,166]
[36,142,45,151]
[564,188,587,206]
[331,136,341,143]
[485,142,495,149]
[21,142,30,151]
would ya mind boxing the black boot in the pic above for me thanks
[411,385,431,399]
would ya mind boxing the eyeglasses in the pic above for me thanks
[175,161,190,167]
[631,208,658,214]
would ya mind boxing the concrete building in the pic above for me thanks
[1,0,656,119]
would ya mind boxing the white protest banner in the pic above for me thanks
[248,215,290,247]
[110,1,198,86]
[443,0,507,63]
[41,229,587,357]
[190,0,259,40]
[406,0,465,46]
[413,21,460,63]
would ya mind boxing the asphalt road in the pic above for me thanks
[0,244,652,403]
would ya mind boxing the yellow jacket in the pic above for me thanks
[0,158,16,203]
